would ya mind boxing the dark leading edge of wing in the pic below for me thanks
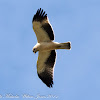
[38,50,56,87]
[32,8,54,41]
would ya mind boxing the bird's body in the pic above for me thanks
[33,41,70,52]
[32,8,71,87]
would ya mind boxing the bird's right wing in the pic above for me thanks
[37,50,56,87]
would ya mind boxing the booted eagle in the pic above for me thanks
[32,8,71,88]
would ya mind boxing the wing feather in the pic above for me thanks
[32,8,54,42]
[37,50,56,87]
[42,23,54,40]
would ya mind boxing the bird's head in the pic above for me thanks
[32,48,38,54]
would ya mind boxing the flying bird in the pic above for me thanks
[32,8,71,88]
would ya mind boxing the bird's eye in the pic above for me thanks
[34,49,35,51]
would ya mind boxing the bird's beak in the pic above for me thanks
[32,50,36,54]
[34,51,36,54]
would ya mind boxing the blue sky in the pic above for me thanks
[0,0,100,100]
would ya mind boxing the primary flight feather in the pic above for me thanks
[32,8,71,88]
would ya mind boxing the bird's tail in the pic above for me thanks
[59,42,71,50]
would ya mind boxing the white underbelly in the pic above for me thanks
[38,42,60,51]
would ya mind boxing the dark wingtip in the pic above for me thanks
[38,72,54,88]
[46,81,53,88]
[32,8,47,23]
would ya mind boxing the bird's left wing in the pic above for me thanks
[37,50,56,87]
[32,8,54,42]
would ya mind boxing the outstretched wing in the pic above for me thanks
[32,8,54,42]
[37,50,56,87]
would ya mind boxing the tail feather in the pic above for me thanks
[60,42,71,50]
